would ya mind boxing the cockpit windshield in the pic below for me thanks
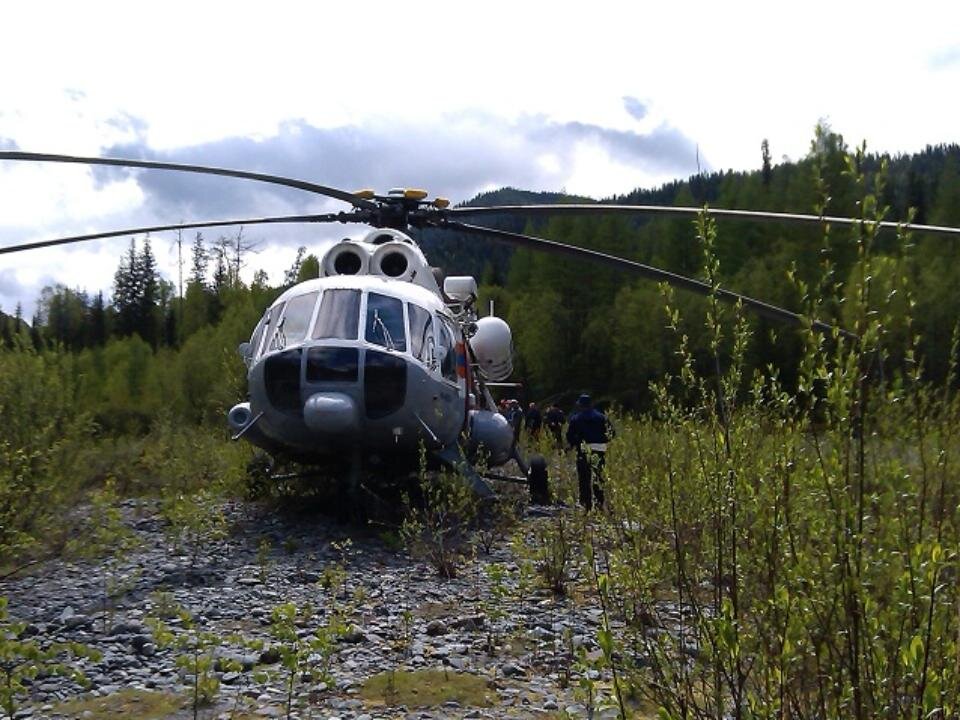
[313,289,361,340]
[279,292,318,345]
[365,292,407,352]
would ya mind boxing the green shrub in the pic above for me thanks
[593,165,960,718]
[0,345,93,564]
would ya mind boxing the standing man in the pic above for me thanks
[525,402,543,439]
[566,394,611,510]
[545,403,566,449]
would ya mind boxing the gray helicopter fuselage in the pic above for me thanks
[228,274,468,464]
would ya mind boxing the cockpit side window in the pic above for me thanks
[278,292,318,346]
[313,289,361,340]
[437,316,459,382]
[365,293,407,352]
[262,301,286,356]
[249,313,267,359]
[408,303,435,369]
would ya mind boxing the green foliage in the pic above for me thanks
[531,511,577,596]
[141,415,248,496]
[590,184,960,717]
[401,458,478,578]
[52,689,184,720]
[148,609,226,718]
[265,602,347,719]
[475,494,522,555]
[161,486,227,566]
[0,597,100,720]
[65,480,140,629]
[0,345,92,563]
[357,668,494,708]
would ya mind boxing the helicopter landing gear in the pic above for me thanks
[245,452,275,499]
[345,445,366,522]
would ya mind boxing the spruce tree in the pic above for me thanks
[113,239,142,338]
[190,233,208,287]
[138,238,160,347]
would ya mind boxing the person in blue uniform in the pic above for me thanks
[566,394,611,510]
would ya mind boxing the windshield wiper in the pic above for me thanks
[372,310,395,350]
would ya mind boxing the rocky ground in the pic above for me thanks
[1,499,642,720]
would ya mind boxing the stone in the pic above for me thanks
[425,619,447,636]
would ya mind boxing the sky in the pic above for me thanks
[1,0,959,319]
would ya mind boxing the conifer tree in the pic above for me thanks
[89,292,108,347]
[190,233,208,286]
[138,239,160,347]
[113,239,142,338]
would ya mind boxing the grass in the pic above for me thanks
[358,668,495,708]
[50,689,184,719]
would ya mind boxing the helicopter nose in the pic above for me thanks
[303,392,359,435]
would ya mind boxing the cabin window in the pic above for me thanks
[279,292,318,345]
[437,316,458,382]
[306,347,359,383]
[408,303,436,369]
[312,289,360,340]
[263,301,286,354]
[365,292,407,352]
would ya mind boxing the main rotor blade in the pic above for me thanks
[0,213,362,256]
[441,220,855,339]
[0,151,378,211]
[449,204,960,238]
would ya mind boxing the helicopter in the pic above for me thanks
[3,151,960,503]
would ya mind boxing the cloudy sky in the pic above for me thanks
[2,0,959,318]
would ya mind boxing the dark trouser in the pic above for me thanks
[549,425,563,449]
[576,449,605,510]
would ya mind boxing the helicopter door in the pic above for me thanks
[428,316,463,432]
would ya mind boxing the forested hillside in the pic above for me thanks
[472,129,960,405]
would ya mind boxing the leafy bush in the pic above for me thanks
[592,160,960,718]
[401,458,478,578]
[0,597,100,719]
[0,345,92,564]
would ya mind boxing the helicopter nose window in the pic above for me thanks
[278,292,318,345]
[313,289,361,340]
[364,350,407,419]
[306,347,359,383]
[408,303,436,368]
[264,348,303,415]
[365,293,407,352]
